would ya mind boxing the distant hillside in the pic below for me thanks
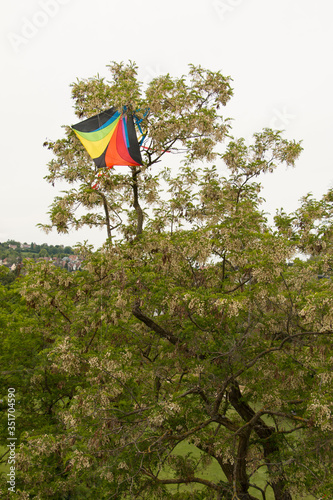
[0,240,74,267]
[0,241,84,285]
[0,240,74,266]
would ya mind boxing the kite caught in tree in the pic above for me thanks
[72,107,143,170]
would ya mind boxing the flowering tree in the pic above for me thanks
[1,63,333,500]
[41,61,233,240]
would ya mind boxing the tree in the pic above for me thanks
[41,61,233,240]
[1,62,332,500]
[38,248,49,258]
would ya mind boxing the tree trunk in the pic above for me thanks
[97,190,112,241]
[229,383,293,500]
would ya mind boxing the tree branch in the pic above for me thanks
[132,303,181,346]
[142,467,221,492]
[131,167,143,236]
[132,303,207,360]
[95,189,112,240]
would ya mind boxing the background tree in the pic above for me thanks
[1,63,332,500]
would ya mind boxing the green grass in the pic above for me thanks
[158,441,317,499]
[158,440,274,498]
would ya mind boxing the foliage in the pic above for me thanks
[1,63,332,500]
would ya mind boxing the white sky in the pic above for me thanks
[1,0,333,248]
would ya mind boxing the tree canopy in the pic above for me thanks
[1,62,332,500]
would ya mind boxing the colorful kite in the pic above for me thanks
[72,107,143,169]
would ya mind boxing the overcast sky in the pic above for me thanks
[1,0,333,248]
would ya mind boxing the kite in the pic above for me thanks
[72,107,143,169]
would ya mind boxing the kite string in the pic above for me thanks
[134,108,149,146]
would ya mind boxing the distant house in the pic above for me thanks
[8,245,17,250]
